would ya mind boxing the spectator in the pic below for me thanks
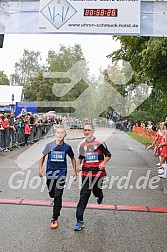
[147,121,153,130]
[24,121,31,148]
[140,121,145,129]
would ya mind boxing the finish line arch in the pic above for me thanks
[0,0,166,37]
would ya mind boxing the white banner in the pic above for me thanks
[0,1,39,33]
[153,2,167,36]
[0,1,167,37]
[39,0,141,34]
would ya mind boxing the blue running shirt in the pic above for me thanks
[42,141,74,178]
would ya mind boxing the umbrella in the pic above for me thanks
[47,112,56,118]
[0,107,12,113]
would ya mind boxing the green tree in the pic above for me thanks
[0,70,9,85]
[23,71,50,102]
[46,44,89,103]
[12,49,42,86]
[106,36,167,122]
[24,44,99,116]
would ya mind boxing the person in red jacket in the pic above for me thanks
[74,123,111,231]
[0,114,15,150]
[24,121,31,147]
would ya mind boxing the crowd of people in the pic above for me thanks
[133,120,157,131]
[130,118,167,179]
[146,119,167,179]
[0,109,63,152]
[0,107,88,152]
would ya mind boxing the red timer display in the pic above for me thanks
[84,9,118,17]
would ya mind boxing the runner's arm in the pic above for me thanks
[98,143,111,170]
[71,157,77,179]
[99,156,111,170]
[77,158,83,172]
[38,155,46,177]
[77,144,85,172]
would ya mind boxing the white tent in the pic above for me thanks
[0,85,23,106]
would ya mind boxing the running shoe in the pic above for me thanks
[4,148,10,152]
[97,195,103,205]
[158,174,167,179]
[158,170,164,175]
[74,220,84,231]
[156,163,160,166]
[50,219,59,229]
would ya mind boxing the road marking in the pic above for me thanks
[117,205,147,211]
[0,198,167,213]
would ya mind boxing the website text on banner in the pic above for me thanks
[39,0,140,34]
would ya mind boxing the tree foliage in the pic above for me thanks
[12,49,42,86]
[0,70,9,85]
[14,37,167,122]
[23,44,98,116]
[106,36,167,122]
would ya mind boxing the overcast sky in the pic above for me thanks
[0,34,120,79]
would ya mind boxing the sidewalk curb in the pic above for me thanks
[1,198,167,213]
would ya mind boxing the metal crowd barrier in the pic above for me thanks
[0,123,54,150]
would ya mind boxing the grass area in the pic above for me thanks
[126,132,152,146]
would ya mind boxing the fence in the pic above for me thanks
[132,126,156,142]
[0,123,54,150]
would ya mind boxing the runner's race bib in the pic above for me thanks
[85,152,98,163]
[51,151,65,162]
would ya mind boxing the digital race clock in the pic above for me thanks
[84,9,118,17]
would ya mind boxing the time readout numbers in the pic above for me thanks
[84,9,118,17]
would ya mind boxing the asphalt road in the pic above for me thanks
[0,128,167,252]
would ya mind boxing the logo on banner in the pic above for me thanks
[40,0,77,29]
